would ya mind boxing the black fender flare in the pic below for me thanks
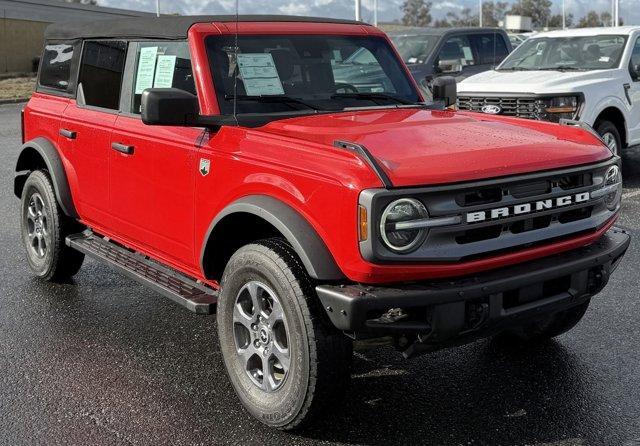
[200,195,345,281]
[14,137,79,218]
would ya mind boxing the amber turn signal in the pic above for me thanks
[546,106,577,113]
[358,205,368,242]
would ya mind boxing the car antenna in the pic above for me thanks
[233,0,239,125]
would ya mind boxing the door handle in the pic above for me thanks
[59,128,76,139]
[111,142,135,155]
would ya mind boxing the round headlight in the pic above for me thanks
[379,198,428,253]
[603,165,622,211]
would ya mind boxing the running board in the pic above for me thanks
[66,231,217,314]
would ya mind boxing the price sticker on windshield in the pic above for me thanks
[237,53,285,96]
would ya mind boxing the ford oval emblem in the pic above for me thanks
[481,104,502,114]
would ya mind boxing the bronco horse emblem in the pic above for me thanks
[199,158,210,177]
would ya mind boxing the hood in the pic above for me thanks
[458,69,619,95]
[258,108,612,188]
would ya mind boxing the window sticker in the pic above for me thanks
[135,46,158,94]
[462,46,473,61]
[153,55,177,88]
[237,53,284,96]
[599,56,611,63]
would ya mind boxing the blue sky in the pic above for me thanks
[101,0,638,26]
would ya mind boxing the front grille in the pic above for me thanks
[363,161,617,264]
[452,171,595,244]
[458,95,545,119]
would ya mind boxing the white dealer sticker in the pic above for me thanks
[237,53,285,96]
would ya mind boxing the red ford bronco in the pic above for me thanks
[16,15,629,429]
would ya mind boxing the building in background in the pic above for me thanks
[502,15,533,32]
[0,0,151,73]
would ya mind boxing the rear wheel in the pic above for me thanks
[217,238,352,430]
[498,300,590,343]
[20,170,85,281]
[595,120,621,156]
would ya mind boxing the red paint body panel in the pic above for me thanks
[22,21,617,288]
[58,102,117,228]
[259,108,612,187]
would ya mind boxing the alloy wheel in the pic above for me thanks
[602,132,618,155]
[232,281,290,392]
[26,192,50,259]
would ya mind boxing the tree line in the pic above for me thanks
[401,0,624,29]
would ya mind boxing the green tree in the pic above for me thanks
[577,10,619,27]
[402,0,432,27]
[509,0,552,28]
[548,12,574,28]
[482,1,510,27]
[446,8,478,27]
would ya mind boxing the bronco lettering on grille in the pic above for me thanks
[466,192,591,223]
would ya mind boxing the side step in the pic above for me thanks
[66,231,218,314]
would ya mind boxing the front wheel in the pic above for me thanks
[595,120,621,156]
[216,238,352,430]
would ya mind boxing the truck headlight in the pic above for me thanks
[379,198,428,253]
[540,96,580,122]
[603,165,622,211]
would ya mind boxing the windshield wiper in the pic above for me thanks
[538,66,585,72]
[331,92,416,105]
[497,67,530,71]
[224,94,321,111]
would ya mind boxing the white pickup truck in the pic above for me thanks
[458,27,640,155]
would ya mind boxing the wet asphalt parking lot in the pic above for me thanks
[1,102,640,446]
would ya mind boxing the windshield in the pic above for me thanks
[206,35,421,115]
[499,35,627,71]
[390,34,440,64]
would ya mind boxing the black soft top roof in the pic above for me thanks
[45,15,370,41]
[387,26,506,36]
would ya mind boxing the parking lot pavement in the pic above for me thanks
[1,101,640,446]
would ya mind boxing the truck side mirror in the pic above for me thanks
[632,64,640,81]
[141,88,200,126]
[438,59,462,74]
[431,76,457,108]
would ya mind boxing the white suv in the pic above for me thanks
[458,27,640,155]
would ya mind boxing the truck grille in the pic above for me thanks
[458,95,544,119]
[364,161,617,263]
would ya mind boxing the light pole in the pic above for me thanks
[156,0,160,17]
[562,0,566,29]
[373,0,378,26]
[614,0,619,27]
[355,0,361,21]
[479,0,483,27]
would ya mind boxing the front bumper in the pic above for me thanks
[317,228,629,347]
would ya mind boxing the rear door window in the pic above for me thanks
[472,34,509,65]
[39,43,76,92]
[130,42,196,114]
[438,36,476,67]
[78,40,127,110]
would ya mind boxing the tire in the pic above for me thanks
[20,170,85,281]
[498,300,591,343]
[216,238,352,430]
[595,120,622,156]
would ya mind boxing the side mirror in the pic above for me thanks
[141,88,200,126]
[431,76,457,108]
[438,59,462,74]
[632,64,640,81]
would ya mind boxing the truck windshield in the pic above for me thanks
[206,35,421,115]
[389,34,440,65]
[499,35,627,71]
